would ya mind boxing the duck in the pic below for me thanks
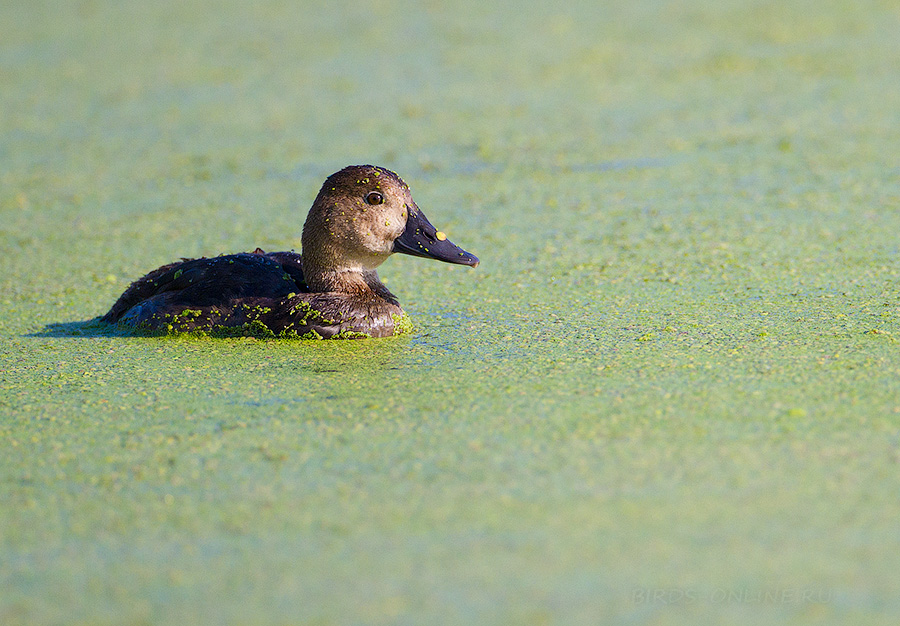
[100,165,479,338]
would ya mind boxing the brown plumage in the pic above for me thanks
[101,165,479,338]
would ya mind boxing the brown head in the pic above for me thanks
[301,165,478,290]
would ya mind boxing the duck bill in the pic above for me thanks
[393,206,479,267]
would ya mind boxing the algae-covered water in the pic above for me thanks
[3,1,900,624]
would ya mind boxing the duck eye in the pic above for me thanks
[365,192,384,205]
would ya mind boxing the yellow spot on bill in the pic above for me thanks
[436,231,447,241]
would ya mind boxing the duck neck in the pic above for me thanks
[303,266,398,304]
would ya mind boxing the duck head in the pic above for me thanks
[301,165,478,289]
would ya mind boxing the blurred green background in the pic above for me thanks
[2,0,900,624]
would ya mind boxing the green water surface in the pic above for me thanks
[2,1,900,624]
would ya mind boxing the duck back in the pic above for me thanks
[101,250,403,338]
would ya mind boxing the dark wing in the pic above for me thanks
[102,251,307,323]
[101,259,189,323]
[261,250,307,290]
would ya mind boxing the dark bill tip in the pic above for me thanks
[393,207,479,267]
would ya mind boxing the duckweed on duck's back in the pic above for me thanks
[101,165,479,339]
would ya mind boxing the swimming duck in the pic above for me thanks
[101,165,479,338]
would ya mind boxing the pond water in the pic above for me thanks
[2,1,900,624]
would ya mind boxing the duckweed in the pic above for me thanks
[4,1,900,625]
[391,312,414,335]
